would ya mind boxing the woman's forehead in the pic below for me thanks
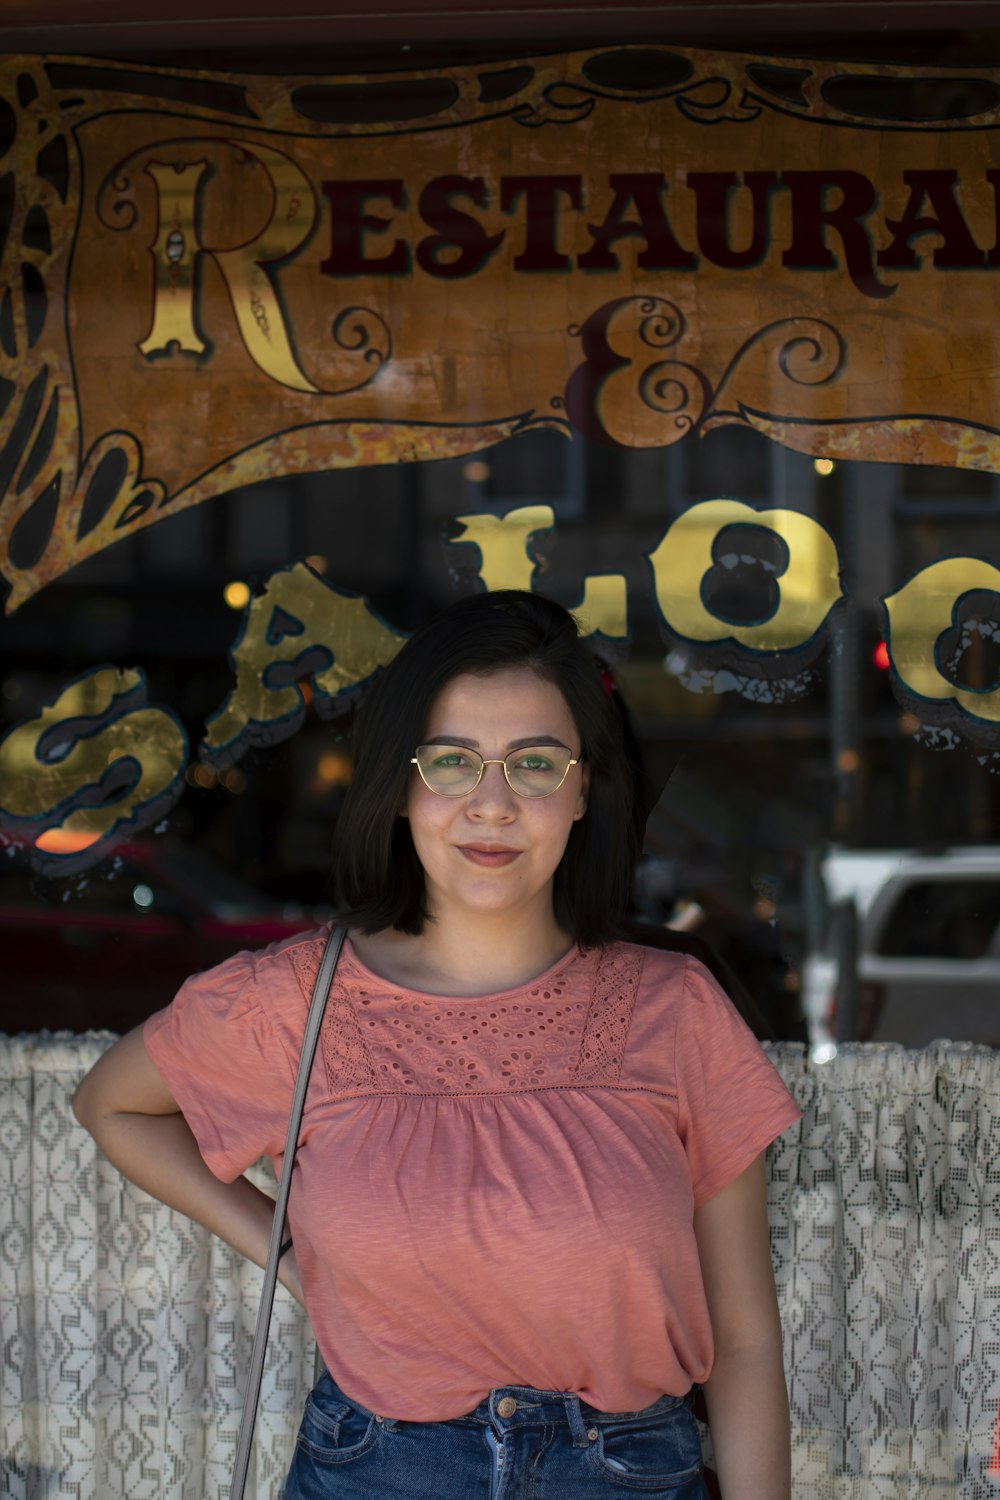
[424,667,576,738]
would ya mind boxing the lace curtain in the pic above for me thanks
[3,1032,1000,1498]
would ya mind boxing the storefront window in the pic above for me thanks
[6,22,1000,1499]
[5,426,999,1046]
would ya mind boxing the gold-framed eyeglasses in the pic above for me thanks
[411,744,581,799]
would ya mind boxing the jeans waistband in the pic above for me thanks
[322,1372,691,1450]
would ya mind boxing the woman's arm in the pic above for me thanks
[72,1026,304,1306]
[693,1151,792,1500]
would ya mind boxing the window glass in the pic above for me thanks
[876,880,1000,959]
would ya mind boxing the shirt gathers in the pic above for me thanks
[144,928,802,1422]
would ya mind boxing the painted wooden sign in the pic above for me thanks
[4,46,1000,611]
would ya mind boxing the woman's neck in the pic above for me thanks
[350,907,575,997]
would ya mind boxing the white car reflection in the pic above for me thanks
[803,846,1000,1053]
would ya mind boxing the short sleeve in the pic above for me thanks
[143,946,299,1182]
[674,958,802,1207]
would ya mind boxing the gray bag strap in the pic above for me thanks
[230,922,348,1500]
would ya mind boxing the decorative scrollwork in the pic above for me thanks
[777,324,846,386]
[98,170,139,231]
[636,297,685,348]
[514,83,595,128]
[565,300,846,450]
[708,317,846,424]
[331,305,392,385]
[638,361,710,435]
[0,57,84,611]
[70,433,167,540]
[674,76,762,125]
[634,300,709,431]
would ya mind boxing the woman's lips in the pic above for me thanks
[458,844,521,867]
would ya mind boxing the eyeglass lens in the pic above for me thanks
[413,745,574,797]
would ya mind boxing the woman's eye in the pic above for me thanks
[433,751,473,768]
[515,754,555,772]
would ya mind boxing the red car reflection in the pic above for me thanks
[0,837,329,1034]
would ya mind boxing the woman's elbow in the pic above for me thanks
[70,1024,169,1135]
[71,1067,104,1134]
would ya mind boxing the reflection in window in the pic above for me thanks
[900,463,994,500]
[0,852,172,915]
[682,424,774,500]
[877,880,1000,959]
[474,427,584,518]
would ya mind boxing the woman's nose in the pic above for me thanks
[466,761,516,816]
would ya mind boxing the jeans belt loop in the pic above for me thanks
[562,1392,591,1448]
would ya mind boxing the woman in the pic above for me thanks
[73,589,802,1499]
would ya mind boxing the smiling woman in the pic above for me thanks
[72,589,801,1500]
[332,589,634,952]
[388,665,590,986]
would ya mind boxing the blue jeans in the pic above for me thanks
[284,1369,709,1498]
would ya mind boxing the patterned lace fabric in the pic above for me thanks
[287,938,645,1097]
[6,1034,1000,1497]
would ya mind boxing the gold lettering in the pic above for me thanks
[211,142,321,393]
[140,141,320,391]
[884,557,1000,725]
[569,575,629,640]
[140,160,211,356]
[453,506,555,592]
[203,563,407,762]
[454,506,627,637]
[0,667,187,868]
[648,499,843,651]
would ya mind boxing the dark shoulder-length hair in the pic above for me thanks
[332,589,638,945]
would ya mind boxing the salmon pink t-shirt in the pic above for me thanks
[143,928,801,1422]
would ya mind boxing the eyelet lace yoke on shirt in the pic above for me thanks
[285,939,644,1098]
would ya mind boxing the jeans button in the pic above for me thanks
[587,1428,598,1441]
[497,1396,517,1417]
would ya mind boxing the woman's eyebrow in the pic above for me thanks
[420,735,572,750]
[507,736,572,751]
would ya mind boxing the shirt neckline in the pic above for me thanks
[341,934,592,1002]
